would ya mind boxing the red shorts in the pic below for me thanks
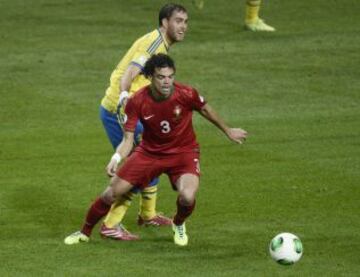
[116,150,200,190]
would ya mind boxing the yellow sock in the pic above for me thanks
[245,0,261,24]
[103,191,134,228]
[139,185,157,220]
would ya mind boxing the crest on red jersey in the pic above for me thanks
[173,105,182,120]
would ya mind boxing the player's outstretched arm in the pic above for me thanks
[106,131,135,177]
[199,103,248,144]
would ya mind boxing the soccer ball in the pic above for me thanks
[269,232,303,265]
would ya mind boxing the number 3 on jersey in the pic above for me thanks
[160,120,171,133]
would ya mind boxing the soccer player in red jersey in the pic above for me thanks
[64,54,247,246]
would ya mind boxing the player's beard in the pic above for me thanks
[168,29,185,43]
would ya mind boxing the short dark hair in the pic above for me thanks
[158,3,187,26]
[143,54,176,78]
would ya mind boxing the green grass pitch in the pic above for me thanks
[1,0,359,276]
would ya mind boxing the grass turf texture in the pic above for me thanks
[1,0,359,276]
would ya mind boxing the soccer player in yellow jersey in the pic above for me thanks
[98,3,189,240]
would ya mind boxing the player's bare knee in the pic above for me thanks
[179,190,196,205]
[184,185,199,201]
[110,177,133,199]
[113,184,125,198]
[101,186,116,204]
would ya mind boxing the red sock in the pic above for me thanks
[173,197,196,226]
[81,197,111,236]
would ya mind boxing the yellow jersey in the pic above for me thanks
[101,29,169,113]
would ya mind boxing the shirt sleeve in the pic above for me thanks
[130,50,150,69]
[130,37,154,69]
[190,87,207,110]
[123,97,139,132]
[131,32,165,69]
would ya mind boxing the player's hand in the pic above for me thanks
[116,106,128,125]
[117,91,129,125]
[118,90,129,108]
[226,128,248,144]
[106,157,118,177]
[120,97,129,107]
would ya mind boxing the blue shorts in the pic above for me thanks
[99,105,159,188]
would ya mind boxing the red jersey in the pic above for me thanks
[124,82,207,155]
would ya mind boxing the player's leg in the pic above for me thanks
[64,176,134,245]
[244,0,275,32]
[104,151,164,242]
[172,173,199,246]
[100,191,139,240]
[174,173,199,224]
[137,177,172,226]
[168,152,201,246]
[138,179,157,221]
